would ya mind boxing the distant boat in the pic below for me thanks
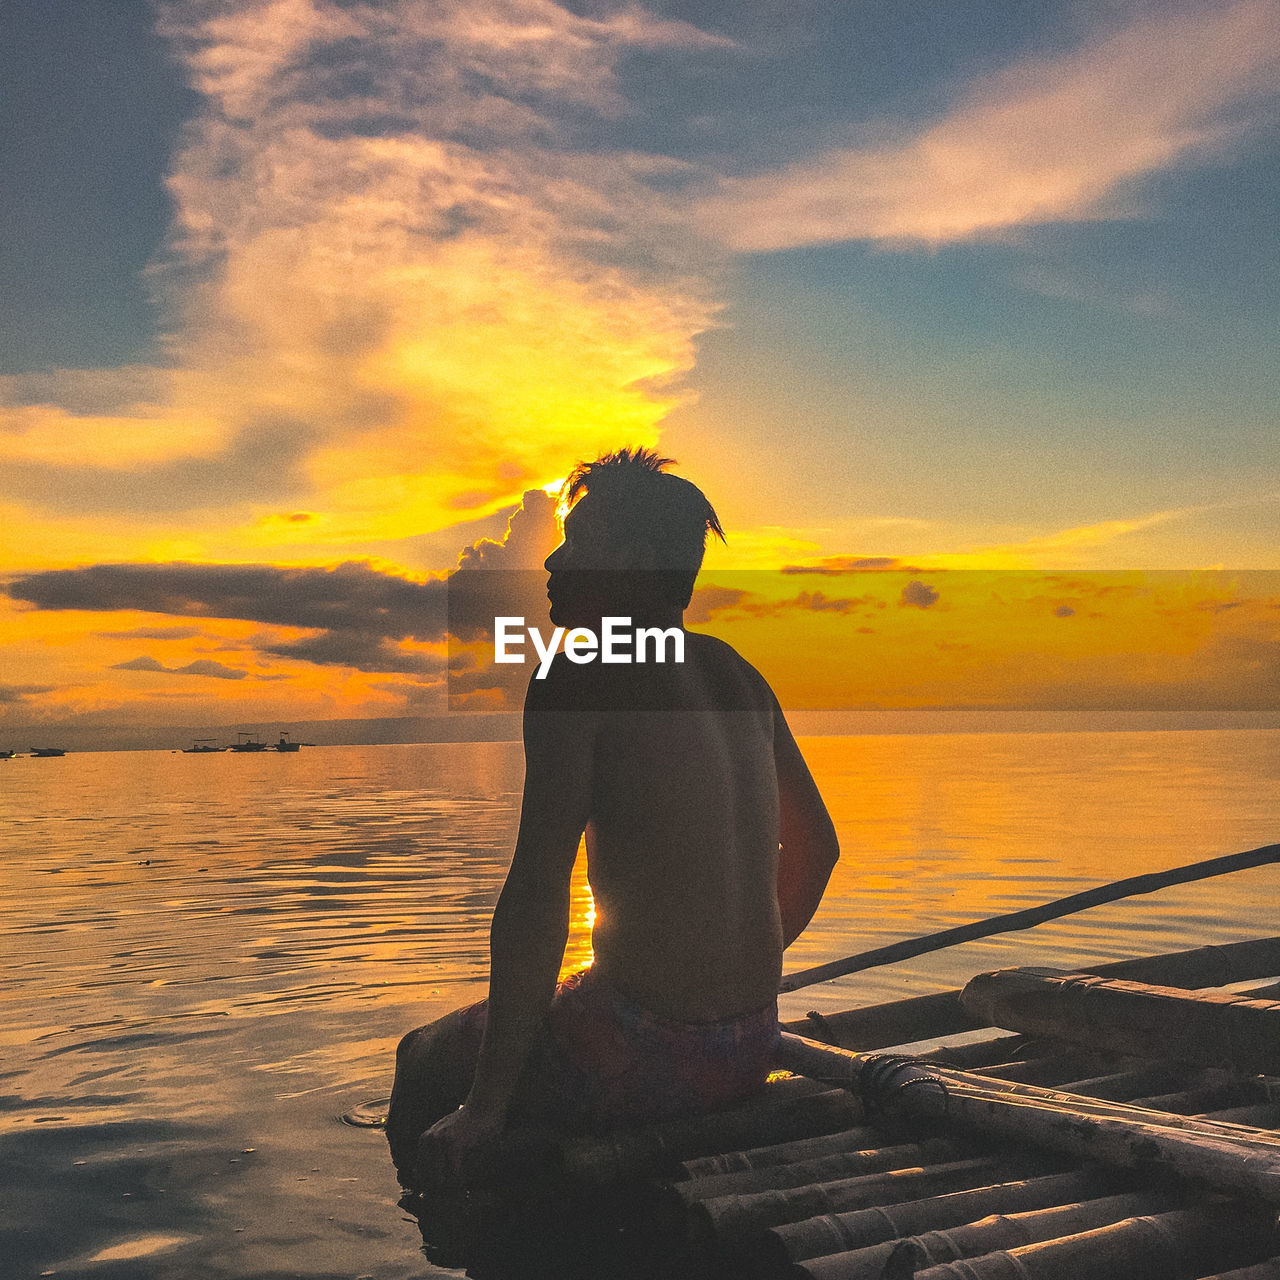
[273,732,301,752]
[0,749,15,759]
[228,733,268,753]
[29,747,67,757]
[182,738,224,754]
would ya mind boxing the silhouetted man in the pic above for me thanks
[387,448,839,1187]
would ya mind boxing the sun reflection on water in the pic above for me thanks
[0,733,1275,1279]
[561,839,596,977]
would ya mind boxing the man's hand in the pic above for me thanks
[413,1103,505,1191]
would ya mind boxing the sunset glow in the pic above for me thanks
[3,0,1277,747]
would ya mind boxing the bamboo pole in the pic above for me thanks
[908,1202,1279,1280]
[965,1052,1108,1086]
[913,1034,1030,1070]
[1200,1261,1280,1280]
[796,1188,1185,1280]
[761,1170,1121,1266]
[781,936,1280,1049]
[1129,1078,1267,1114]
[783,989,984,1050]
[556,1083,864,1184]
[691,1155,1048,1246]
[780,1035,1280,1150]
[961,968,1280,1075]
[780,845,1280,993]
[1050,1061,1187,1102]
[670,1137,970,1203]
[776,1033,1280,1204]
[678,1124,887,1179]
[1204,1104,1280,1128]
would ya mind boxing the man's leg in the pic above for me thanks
[543,968,780,1127]
[386,1003,485,1179]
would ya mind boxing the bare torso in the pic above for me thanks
[579,632,784,1021]
[399,479,840,1182]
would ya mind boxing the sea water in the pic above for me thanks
[1,731,1277,1278]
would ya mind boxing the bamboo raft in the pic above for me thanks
[392,847,1280,1275]
[400,932,1280,1279]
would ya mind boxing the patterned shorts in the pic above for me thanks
[459,967,780,1130]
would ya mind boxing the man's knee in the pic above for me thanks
[395,1023,430,1069]
[387,1008,483,1180]
[391,1023,446,1109]
[389,1008,480,1116]
[395,1007,474,1074]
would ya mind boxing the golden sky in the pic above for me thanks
[2,0,1277,742]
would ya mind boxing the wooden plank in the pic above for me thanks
[691,1155,1048,1246]
[961,968,1280,1075]
[782,936,1280,1050]
[776,1034,1280,1204]
[907,1203,1278,1280]
[797,1188,1185,1280]
[760,1170,1121,1267]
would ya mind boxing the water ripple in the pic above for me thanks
[2,735,1276,1279]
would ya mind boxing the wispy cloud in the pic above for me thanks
[95,625,214,641]
[0,683,56,705]
[944,508,1204,567]
[782,556,910,575]
[1,0,726,543]
[698,0,1280,250]
[8,559,450,688]
[111,655,249,679]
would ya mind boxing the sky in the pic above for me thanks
[1,0,1277,743]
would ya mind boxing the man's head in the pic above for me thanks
[545,448,724,625]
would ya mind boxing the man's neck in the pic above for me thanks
[626,607,683,630]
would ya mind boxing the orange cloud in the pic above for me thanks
[1,488,557,724]
[686,569,1280,713]
[1,0,724,563]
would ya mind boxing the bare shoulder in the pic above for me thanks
[684,631,777,713]
[519,633,778,718]
[521,650,600,711]
[520,649,648,717]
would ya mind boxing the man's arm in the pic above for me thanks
[417,667,593,1180]
[773,698,839,948]
[466,674,593,1116]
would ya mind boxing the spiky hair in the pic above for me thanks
[564,447,723,540]
[560,446,724,605]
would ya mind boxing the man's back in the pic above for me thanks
[582,632,785,1021]
[392,450,839,1185]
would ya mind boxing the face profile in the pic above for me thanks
[543,495,615,628]
[544,448,722,630]
[544,494,675,630]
